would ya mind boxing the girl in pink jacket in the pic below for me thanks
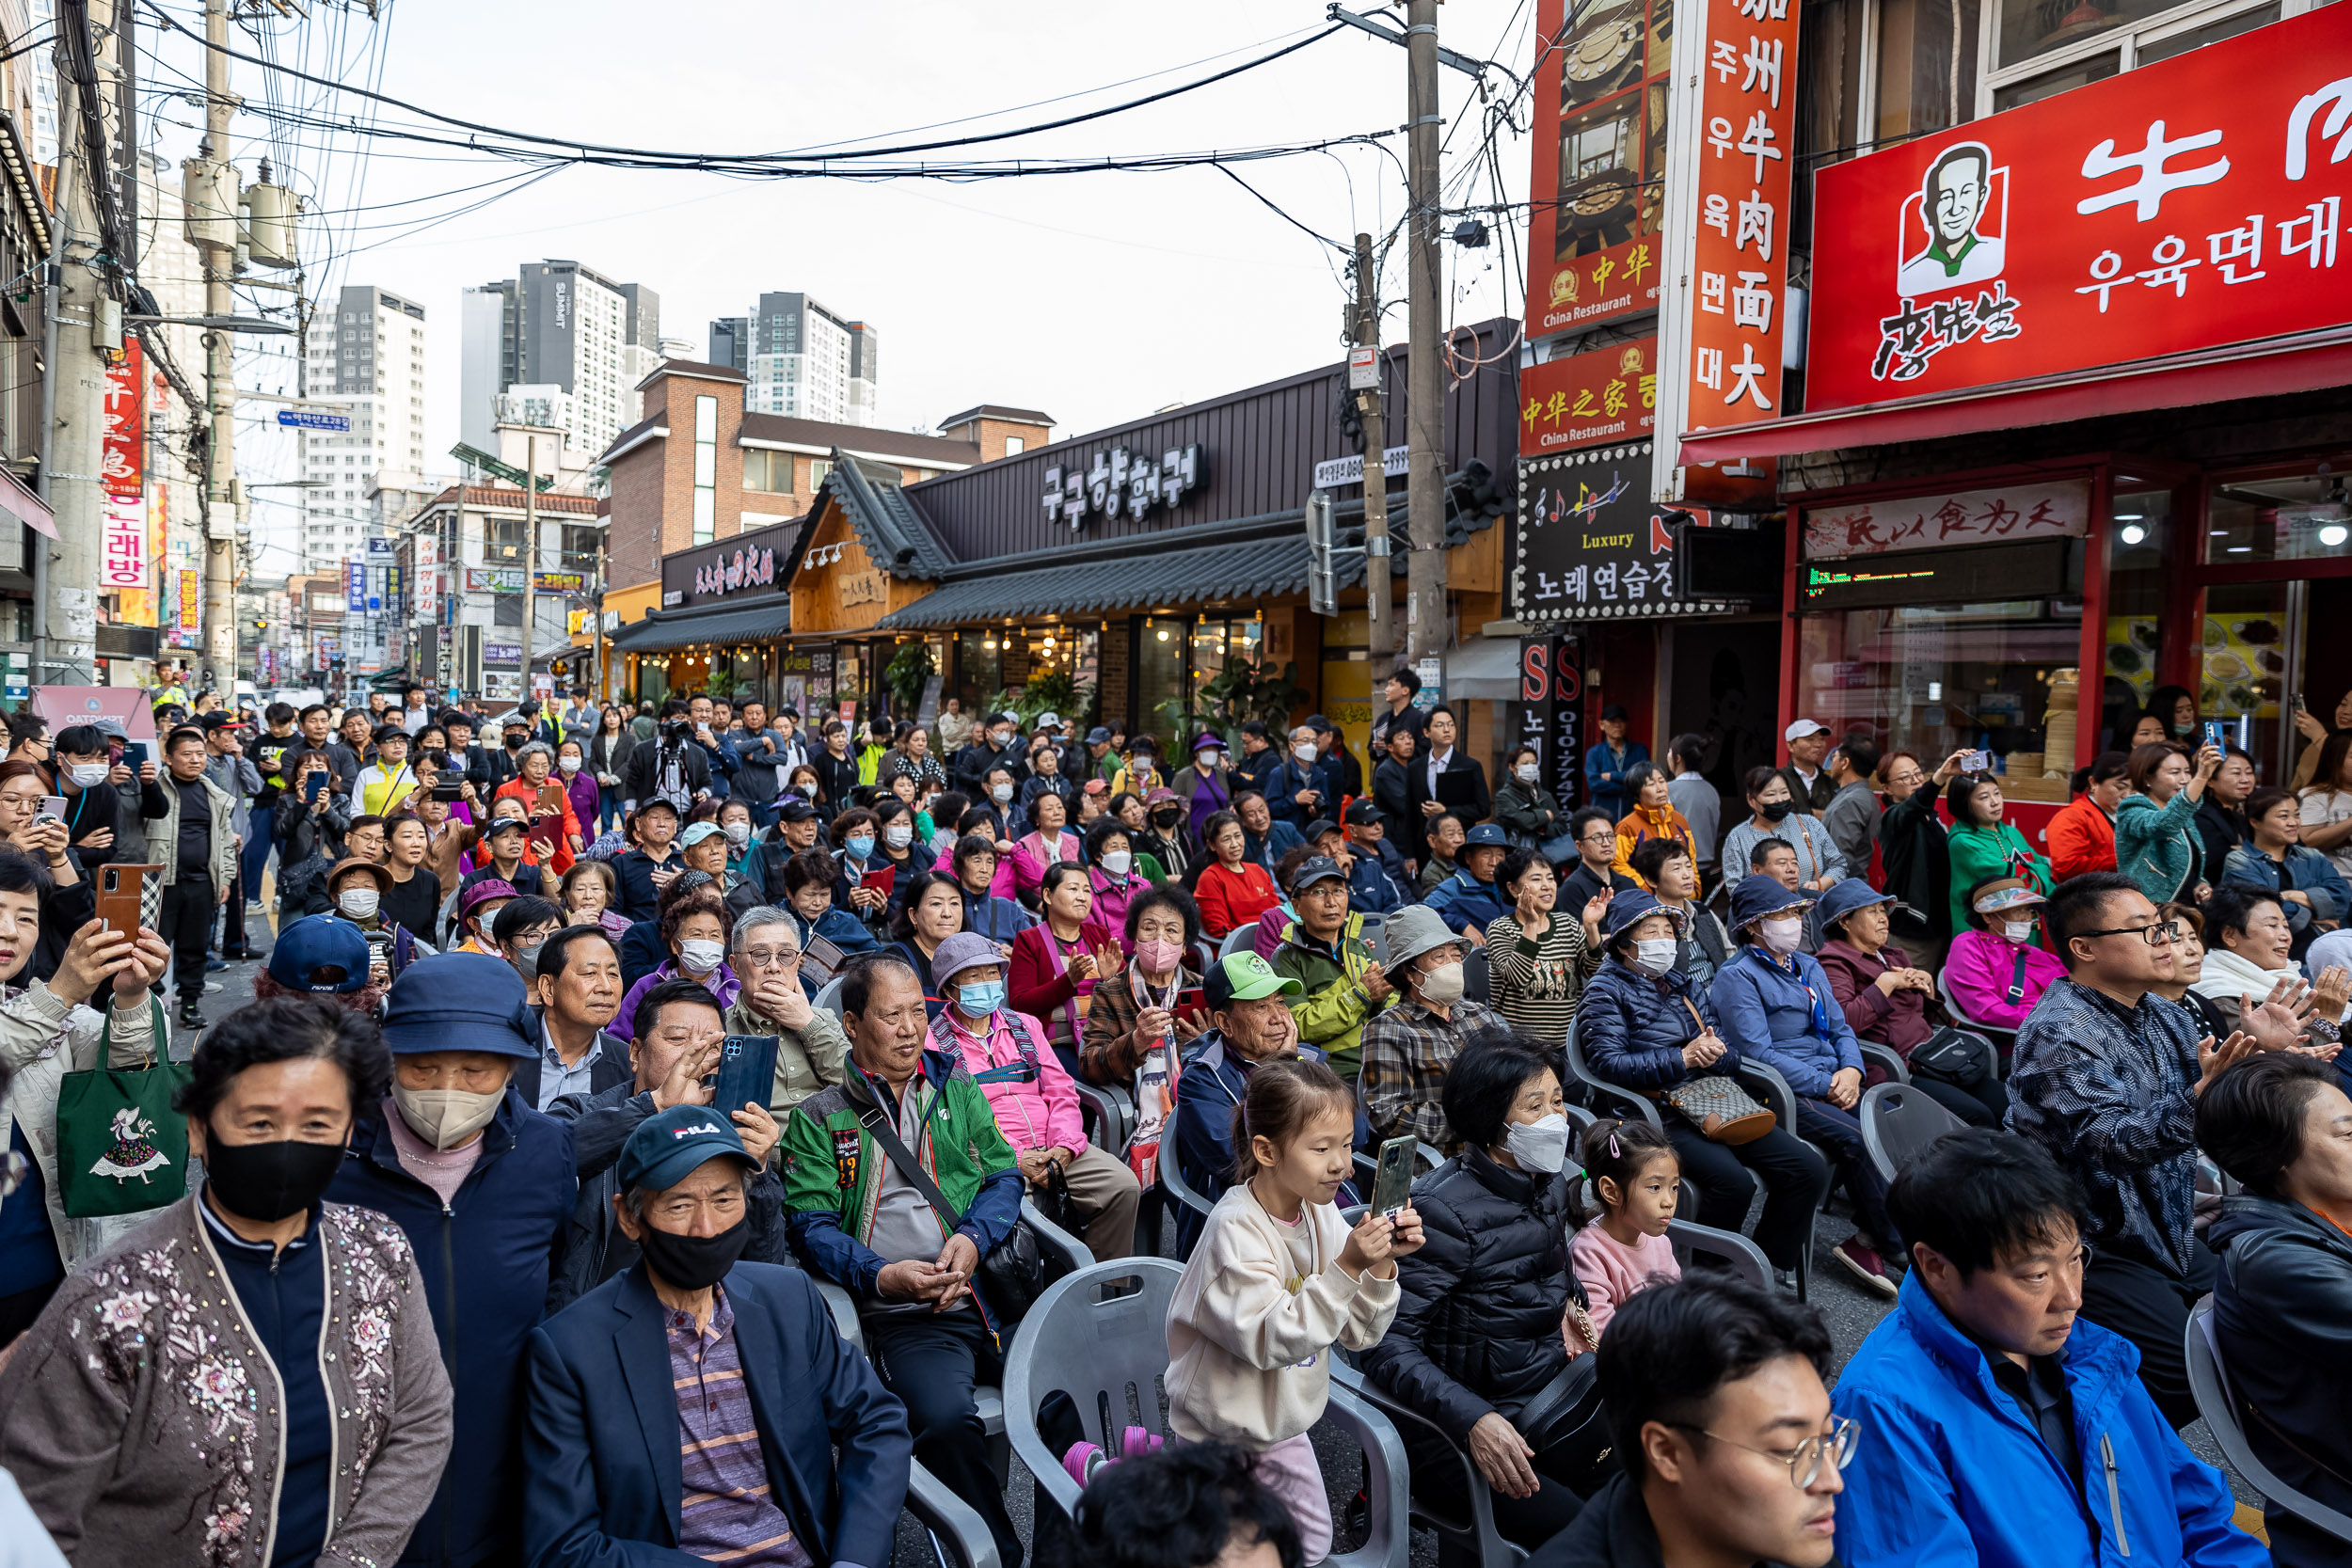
[1566,1118,1682,1345]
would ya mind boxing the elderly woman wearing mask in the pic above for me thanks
[608,887,737,1043]
[719,906,850,1114]
[1816,878,2008,1128]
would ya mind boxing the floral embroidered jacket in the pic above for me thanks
[0,1196,454,1568]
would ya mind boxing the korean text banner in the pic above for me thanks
[1523,0,1672,338]
[1806,7,2352,411]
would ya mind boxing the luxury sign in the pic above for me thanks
[1041,443,1205,530]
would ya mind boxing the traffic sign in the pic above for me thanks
[451,441,554,492]
[278,409,352,431]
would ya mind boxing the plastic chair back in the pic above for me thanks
[1005,1260,1190,1521]
[812,974,845,1019]
[1563,1019,1664,1129]
[1859,1081,1967,1187]
[1217,927,1256,960]
[2186,1297,2352,1544]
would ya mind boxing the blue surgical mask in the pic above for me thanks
[958,979,1006,1017]
[845,833,876,860]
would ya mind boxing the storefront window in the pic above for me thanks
[955,629,1003,709]
[2199,580,2293,779]
[1136,616,1188,739]
[1795,599,2083,802]
[1190,617,1263,706]
[2098,486,2172,752]
[2205,465,2352,565]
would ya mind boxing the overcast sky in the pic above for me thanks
[138,0,1534,568]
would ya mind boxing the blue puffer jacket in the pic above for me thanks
[2219,842,2352,936]
[328,1088,576,1567]
[1424,870,1509,937]
[1575,956,1733,1091]
[1832,1273,2265,1568]
[1709,944,1861,1099]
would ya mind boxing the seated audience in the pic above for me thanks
[1086,816,1154,936]
[2048,751,2128,880]
[1422,822,1515,945]
[1567,1116,1682,1338]
[775,847,878,984]
[613,799,684,922]
[2007,871,2300,1428]
[887,867,966,1009]
[1268,855,1389,1085]
[1362,1037,1590,1548]
[1816,878,2008,1127]
[927,931,1141,1261]
[720,906,850,1113]
[518,923,628,1113]
[2192,885,2348,1046]
[2200,1052,2352,1568]
[1748,836,1826,953]
[523,1101,908,1568]
[1009,861,1116,1077]
[1485,847,1609,1039]
[1711,874,1903,1295]
[1577,889,1827,1287]
[2148,899,2234,1040]
[1009,788,1080,904]
[1360,905,1512,1148]
[949,832,1032,947]
[1193,809,1280,939]
[610,887,738,1042]
[2224,785,2352,962]
[1610,762,1694,885]
[1558,808,1637,912]
[1234,789,1306,879]
[1078,884,1205,1095]
[1944,877,2067,1032]
[781,954,1027,1568]
[1629,836,1730,990]
[1417,810,1468,895]
[1831,1128,2261,1568]
[559,857,634,942]
[1339,800,1412,915]
[1525,1276,1842,1568]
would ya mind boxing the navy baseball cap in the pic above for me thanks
[1463,822,1511,849]
[266,914,372,993]
[379,952,539,1059]
[778,800,821,823]
[618,1103,756,1194]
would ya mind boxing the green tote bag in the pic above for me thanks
[55,996,191,1219]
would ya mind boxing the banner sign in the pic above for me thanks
[177,568,200,631]
[1311,444,1408,490]
[1520,339,1659,455]
[466,566,589,594]
[1806,8,2352,411]
[1515,445,1755,620]
[1801,478,2092,558]
[1524,0,1671,336]
[98,341,146,591]
[1518,633,1586,816]
[345,560,368,612]
[278,409,351,431]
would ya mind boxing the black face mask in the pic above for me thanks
[635,1212,751,1291]
[202,1133,346,1223]
[506,734,527,750]
[1152,809,1183,829]
[1759,800,1795,822]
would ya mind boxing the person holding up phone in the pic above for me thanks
[135,726,237,1031]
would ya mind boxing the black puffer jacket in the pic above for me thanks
[1360,1145,1586,1442]
[2207,1194,2352,1568]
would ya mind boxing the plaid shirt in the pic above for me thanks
[2006,977,2201,1276]
[1359,996,1510,1149]
[668,1287,814,1567]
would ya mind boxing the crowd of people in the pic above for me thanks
[0,672,2336,1567]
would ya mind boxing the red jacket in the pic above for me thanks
[1008,920,1104,1053]
[1193,859,1280,939]
[2046,795,2118,881]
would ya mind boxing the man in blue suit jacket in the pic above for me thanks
[523,1103,912,1568]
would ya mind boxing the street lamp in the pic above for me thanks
[128,313,297,335]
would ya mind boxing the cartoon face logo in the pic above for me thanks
[1898,141,2006,298]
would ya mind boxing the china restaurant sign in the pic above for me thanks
[1804,6,2352,411]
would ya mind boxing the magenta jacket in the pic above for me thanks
[1009,829,1080,899]
[928,1006,1087,1154]
[1944,929,2067,1029]
[562,767,600,838]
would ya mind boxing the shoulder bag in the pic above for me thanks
[56,995,189,1218]
[1655,996,1777,1144]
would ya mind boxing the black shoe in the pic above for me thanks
[219,948,260,961]
[176,1002,205,1029]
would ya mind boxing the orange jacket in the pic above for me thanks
[1612,803,1695,887]
[490,775,582,877]
[2046,795,2118,881]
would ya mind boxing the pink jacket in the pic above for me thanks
[929,1007,1086,1155]
[1010,830,1078,898]
[1944,929,2066,1029]
[1568,1223,1681,1338]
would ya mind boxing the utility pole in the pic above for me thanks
[1403,0,1447,664]
[200,0,238,689]
[1352,231,1392,683]
[521,430,537,707]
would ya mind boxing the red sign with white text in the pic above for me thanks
[1520,338,1659,455]
[99,340,147,592]
[1806,7,2352,411]
[1523,0,1671,338]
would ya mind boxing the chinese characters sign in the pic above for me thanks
[1807,8,2352,410]
[1520,339,1659,456]
[1523,0,1670,335]
[1800,479,2090,559]
[345,559,368,613]
[1680,0,1800,441]
[692,543,777,600]
[98,341,146,591]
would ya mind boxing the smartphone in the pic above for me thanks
[305,772,327,804]
[859,865,898,897]
[1962,749,1994,773]
[2201,720,2230,750]
[706,1034,780,1122]
[95,863,159,936]
[36,796,65,823]
[1174,987,1208,1024]
[1369,1134,1419,1218]
[122,741,148,771]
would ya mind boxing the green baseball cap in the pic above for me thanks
[1205,950,1304,1008]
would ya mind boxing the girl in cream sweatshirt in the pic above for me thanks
[1166,1057,1422,1561]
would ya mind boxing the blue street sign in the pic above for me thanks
[278,409,353,431]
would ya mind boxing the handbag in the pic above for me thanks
[1657,997,1776,1144]
[55,996,189,1219]
[1909,1026,1994,1088]
[1510,1356,1617,1494]
[853,1084,1063,1328]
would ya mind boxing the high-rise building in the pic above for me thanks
[459,261,651,465]
[707,293,878,426]
[298,285,428,571]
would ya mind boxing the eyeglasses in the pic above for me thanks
[2073,920,2181,948]
[1667,1416,1861,1490]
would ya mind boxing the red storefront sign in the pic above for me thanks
[1806,7,2352,412]
[98,341,146,591]
[1523,0,1671,337]
[1519,338,1659,455]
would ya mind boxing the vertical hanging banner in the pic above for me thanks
[1523,0,1675,338]
[98,341,148,592]
[1654,0,1800,509]
[345,559,368,613]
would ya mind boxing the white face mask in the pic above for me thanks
[883,823,914,849]
[558,756,581,773]
[1100,850,1133,876]
[1998,918,2037,944]
[1502,1113,1572,1174]
[68,762,109,787]
[1631,937,1678,975]
[1201,751,1224,768]
[1294,742,1320,763]
[392,1084,503,1151]
[1418,960,1467,1006]
[1757,914,1805,955]
[336,888,379,921]
[1516,763,1541,784]
[723,822,751,847]
[991,783,1013,803]
[677,938,726,974]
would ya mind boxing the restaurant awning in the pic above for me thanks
[874,533,1358,631]
[608,595,790,654]
[1678,324,2352,466]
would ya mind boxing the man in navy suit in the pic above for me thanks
[522,1103,912,1568]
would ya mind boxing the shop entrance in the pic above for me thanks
[2191,578,2352,788]
[1664,619,1784,802]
